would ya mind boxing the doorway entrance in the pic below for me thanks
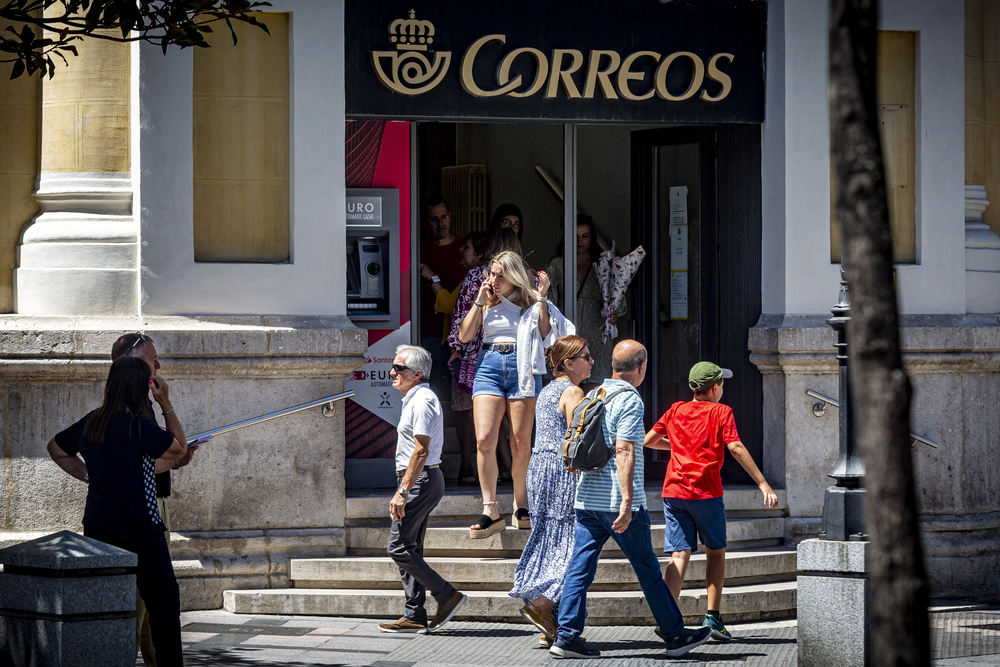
[632,126,764,485]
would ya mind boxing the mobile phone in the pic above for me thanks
[449,358,462,378]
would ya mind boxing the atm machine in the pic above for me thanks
[346,188,400,329]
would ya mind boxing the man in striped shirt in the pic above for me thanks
[550,341,711,660]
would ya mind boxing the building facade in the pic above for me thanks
[0,0,997,609]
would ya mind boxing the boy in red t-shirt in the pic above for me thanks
[645,362,777,641]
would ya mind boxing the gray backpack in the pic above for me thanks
[562,386,629,473]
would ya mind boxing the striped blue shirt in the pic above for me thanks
[574,379,647,513]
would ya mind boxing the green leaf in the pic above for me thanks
[10,57,25,79]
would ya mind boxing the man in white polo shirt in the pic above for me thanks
[379,345,467,634]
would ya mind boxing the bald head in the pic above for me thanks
[612,340,647,386]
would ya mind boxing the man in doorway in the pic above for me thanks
[380,345,467,633]
[552,340,711,659]
[419,197,465,398]
[111,332,195,666]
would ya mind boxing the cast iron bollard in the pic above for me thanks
[820,271,867,541]
[0,531,137,667]
[797,273,872,667]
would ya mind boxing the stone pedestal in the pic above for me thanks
[797,538,869,667]
[0,531,137,667]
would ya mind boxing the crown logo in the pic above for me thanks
[372,9,451,95]
[388,9,435,51]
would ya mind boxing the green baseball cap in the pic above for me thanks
[688,362,733,391]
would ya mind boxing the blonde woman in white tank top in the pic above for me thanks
[458,250,551,539]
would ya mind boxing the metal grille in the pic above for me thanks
[441,164,487,237]
[182,622,313,636]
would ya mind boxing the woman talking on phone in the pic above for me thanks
[46,356,189,666]
[458,250,574,539]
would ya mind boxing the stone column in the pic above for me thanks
[965,0,1000,314]
[13,32,136,316]
[965,185,1000,313]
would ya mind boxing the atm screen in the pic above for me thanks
[346,246,362,297]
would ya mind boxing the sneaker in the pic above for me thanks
[378,617,427,633]
[427,590,467,631]
[541,633,585,647]
[702,613,733,641]
[549,636,600,659]
[661,626,712,658]
[520,603,556,640]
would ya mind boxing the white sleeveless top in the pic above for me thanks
[482,293,523,343]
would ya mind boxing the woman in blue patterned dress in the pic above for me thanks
[509,335,594,643]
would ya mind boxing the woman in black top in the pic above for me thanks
[47,356,188,666]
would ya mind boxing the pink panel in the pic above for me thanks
[369,121,411,345]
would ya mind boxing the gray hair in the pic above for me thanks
[395,345,432,379]
[612,346,647,374]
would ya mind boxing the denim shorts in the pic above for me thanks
[662,496,727,552]
[471,347,542,400]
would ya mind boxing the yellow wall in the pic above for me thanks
[193,13,290,263]
[967,0,1000,237]
[831,31,917,264]
[0,22,40,313]
[40,29,130,173]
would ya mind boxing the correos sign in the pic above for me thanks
[348,1,766,124]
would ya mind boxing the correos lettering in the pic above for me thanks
[458,35,734,102]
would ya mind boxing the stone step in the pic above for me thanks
[346,485,788,525]
[223,580,798,625]
[346,517,785,558]
[289,548,797,591]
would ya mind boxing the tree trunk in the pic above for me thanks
[828,1,931,665]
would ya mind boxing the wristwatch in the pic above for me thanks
[430,275,441,283]
[396,485,408,496]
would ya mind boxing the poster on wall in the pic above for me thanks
[669,186,689,320]
[346,321,411,428]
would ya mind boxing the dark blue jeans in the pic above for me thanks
[556,507,685,641]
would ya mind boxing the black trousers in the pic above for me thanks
[387,467,455,624]
[87,531,183,667]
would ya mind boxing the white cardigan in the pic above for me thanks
[515,300,576,398]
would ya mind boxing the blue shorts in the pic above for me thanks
[662,496,727,553]
[471,348,542,400]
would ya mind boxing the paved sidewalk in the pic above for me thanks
[154,608,1000,666]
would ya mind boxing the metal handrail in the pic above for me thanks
[806,389,939,448]
[186,390,354,445]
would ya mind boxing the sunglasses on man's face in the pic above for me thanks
[391,363,417,374]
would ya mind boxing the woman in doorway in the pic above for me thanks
[509,335,593,645]
[546,215,621,385]
[459,250,569,538]
[46,356,189,666]
[448,229,524,485]
[489,203,524,240]
[435,230,490,485]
